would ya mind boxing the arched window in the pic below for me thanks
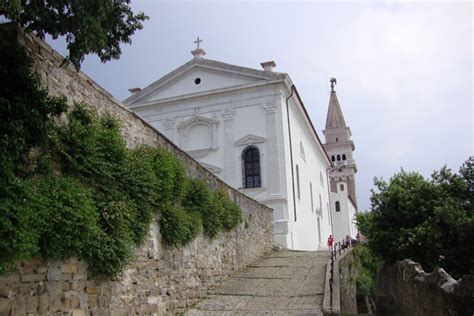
[337,154,341,161]
[300,141,306,161]
[335,201,341,212]
[242,146,261,188]
[342,154,346,160]
[331,155,335,162]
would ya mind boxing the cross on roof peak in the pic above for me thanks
[194,37,203,49]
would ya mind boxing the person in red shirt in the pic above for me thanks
[327,234,334,251]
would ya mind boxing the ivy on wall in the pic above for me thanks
[0,35,242,276]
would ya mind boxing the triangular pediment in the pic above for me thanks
[235,134,266,146]
[177,115,219,130]
[124,58,287,107]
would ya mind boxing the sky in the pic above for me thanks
[47,1,473,211]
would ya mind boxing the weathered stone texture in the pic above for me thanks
[0,24,273,315]
[338,250,358,314]
[187,250,329,315]
[376,259,474,316]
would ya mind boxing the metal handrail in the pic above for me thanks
[328,238,352,308]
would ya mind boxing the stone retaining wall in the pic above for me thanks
[376,259,474,316]
[322,247,358,315]
[338,250,357,314]
[0,24,273,316]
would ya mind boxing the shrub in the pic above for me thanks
[352,243,382,297]
[0,35,67,180]
[38,176,99,260]
[0,178,46,274]
[183,178,222,237]
[215,189,242,230]
[159,206,202,246]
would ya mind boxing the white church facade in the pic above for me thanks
[124,44,357,250]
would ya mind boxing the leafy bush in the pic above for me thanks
[0,178,45,274]
[37,176,99,260]
[215,189,242,230]
[160,207,202,246]
[366,159,474,278]
[182,180,242,237]
[183,178,222,237]
[0,32,67,180]
[352,243,382,297]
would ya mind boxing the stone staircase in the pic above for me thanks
[186,250,330,315]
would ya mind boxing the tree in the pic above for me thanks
[355,211,374,238]
[366,159,473,279]
[0,0,148,69]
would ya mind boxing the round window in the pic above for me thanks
[194,77,201,85]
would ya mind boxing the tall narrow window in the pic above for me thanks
[310,182,314,212]
[331,155,335,162]
[337,154,341,161]
[300,141,306,161]
[317,217,322,244]
[335,201,341,212]
[342,154,346,160]
[319,194,323,218]
[296,164,301,199]
[340,184,344,191]
[242,146,261,188]
[327,202,331,226]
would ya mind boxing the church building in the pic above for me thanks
[124,41,357,250]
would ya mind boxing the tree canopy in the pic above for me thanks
[0,0,148,69]
[363,158,473,279]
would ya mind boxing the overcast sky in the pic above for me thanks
[48,1,473,211]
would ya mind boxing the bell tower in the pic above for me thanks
[323,78,358,209]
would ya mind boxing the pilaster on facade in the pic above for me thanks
[223,108,236,183]
[163,117,176,140]
[262,100,278,114]
[221,108,236,121]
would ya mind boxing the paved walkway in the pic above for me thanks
[186,250,330,315]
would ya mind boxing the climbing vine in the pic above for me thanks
[0,37,242,276]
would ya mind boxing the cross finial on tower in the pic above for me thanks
[330,77,337,92]
[194,37,203,49]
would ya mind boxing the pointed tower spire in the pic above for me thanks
[325,78,347,130]
[323,78,358,211]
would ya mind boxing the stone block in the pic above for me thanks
[97,295,107,307]
[0,297,11,316]
[21,273,45,283]
[88,295,98,308]
[61,264,77,274]
[22,257,44,269]
[0,274,20,284]
[38,295,50,314]
[86,287,98,294]
[26,296,39,313]
[49,295,65,313]
[71,309,86,316]
[73,272,87,281]
[47,266,62,282]
[0,287,12,299]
